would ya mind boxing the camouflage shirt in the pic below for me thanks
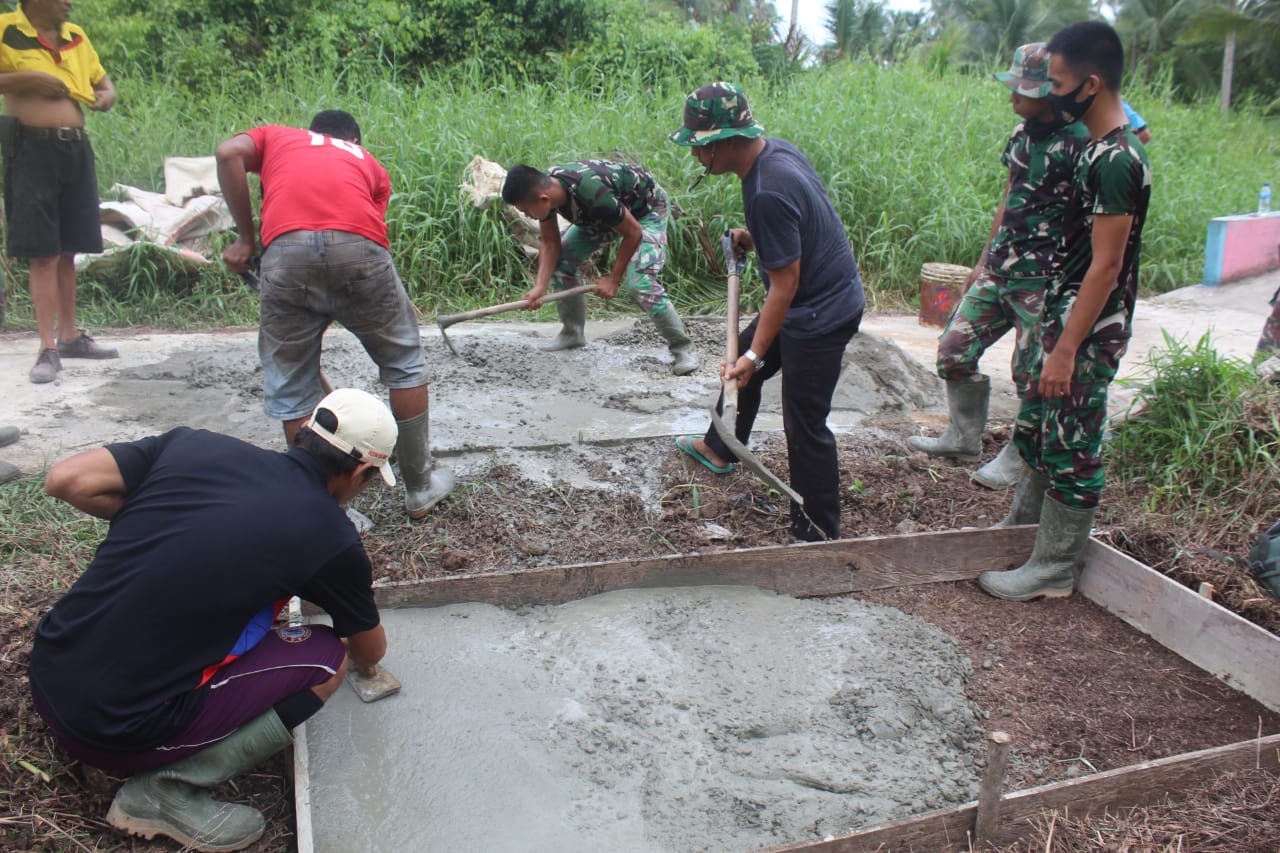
[548,160,661,237]
[984,119,1090,280]
[1044,126,1152,344]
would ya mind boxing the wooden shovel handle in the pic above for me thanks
[721,230,741,369]
[436,284,594,330]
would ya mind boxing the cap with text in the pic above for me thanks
[308,388,398,486]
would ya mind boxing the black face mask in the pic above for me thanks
[1049,76,1096,124]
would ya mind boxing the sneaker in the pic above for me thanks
[29,348,61,384]
[57,331,118,360]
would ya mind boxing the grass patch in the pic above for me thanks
[1108,332,1280,530]
[11,59,1268,330]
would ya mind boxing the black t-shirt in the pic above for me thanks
[28,428,379,752]
[742,138,865,337]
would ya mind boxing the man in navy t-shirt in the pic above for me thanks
[29,389,396,851]
[669,82,865,541]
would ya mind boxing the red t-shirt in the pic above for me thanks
[244,125,391,249]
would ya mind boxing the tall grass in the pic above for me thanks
[4,59,1276,329]
[1107,333,1280,534]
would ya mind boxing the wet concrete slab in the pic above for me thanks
[302,585,984,853]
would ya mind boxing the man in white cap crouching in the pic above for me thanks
[28,388,394,851]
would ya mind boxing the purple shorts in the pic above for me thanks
[33,624,345,774]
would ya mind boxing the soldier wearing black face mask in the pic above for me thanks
[979,21,1152,604]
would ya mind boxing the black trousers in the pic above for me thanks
[703,312,861,541]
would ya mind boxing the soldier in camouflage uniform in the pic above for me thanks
[907,43,1088,491]
[500,161,699,376]
[980,21,1152,602]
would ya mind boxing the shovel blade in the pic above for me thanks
[437,322,460,356]
[709,403,803,506]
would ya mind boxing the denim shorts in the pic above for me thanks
[259,230,428,420]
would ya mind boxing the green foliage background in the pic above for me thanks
[2,0,1278,328]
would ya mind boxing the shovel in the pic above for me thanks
[711,232,803,507]
[436,284,595,355]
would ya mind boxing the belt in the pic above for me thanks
[20,125,87,142]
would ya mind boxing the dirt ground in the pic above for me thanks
[1,274,1278,851]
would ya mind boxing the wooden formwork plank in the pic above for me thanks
[298,529,1280,853]
[370,526,1037,610]
[292,723,314,853]
[761,733,1280,852]
[1079,539,1280,713]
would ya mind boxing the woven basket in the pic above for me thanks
[919,262,971,328]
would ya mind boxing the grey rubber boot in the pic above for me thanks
[991,467,1050,528]
[396,411,455,519]
[0,425,18,447]
[542,292,587,351]
[905,377,989,459]
[0,461,18,486]
[978,496,1096,601]
[105,710,292,852]
[651,304,699,376]
[972,440,1028,490]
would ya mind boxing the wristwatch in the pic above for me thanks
[743,349,764,370]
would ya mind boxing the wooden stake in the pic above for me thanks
[974,730,1013,843]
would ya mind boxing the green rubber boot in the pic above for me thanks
[650,304,699,376]
[979,496,1095,601]
[991,468,1050,528]
[972,440,1028,489]
[105,710,292,852]
[396,411,455,519]
[906,377,989,459]
[542,292,587,351]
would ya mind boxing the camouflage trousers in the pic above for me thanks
[935,272,1046,397]
[1012,320,1127,510]
[552,191,673,319]
[1257,286,1280,356]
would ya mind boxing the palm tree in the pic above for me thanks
[1179,0,1280,110]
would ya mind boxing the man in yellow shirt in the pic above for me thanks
[0,0,117,383]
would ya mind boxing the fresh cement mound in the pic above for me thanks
[305,585,984,853]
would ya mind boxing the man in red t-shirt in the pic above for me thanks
[216,110,452,519]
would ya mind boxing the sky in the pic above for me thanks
[791,0,929,46]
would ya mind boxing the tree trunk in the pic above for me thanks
[1220,29,1236,113]
[1220,0,1237,114]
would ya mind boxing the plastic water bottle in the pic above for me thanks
[1261,182,1273,215]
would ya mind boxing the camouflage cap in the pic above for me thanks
[993,42,1052,98]
[668,82,765,147]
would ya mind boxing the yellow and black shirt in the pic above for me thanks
[0,5,105,107]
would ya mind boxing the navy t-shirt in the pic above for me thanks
[742,138,865,336]
[28,428,380,752]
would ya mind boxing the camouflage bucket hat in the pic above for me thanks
[993,42,1052,98]
[668,82,765,147]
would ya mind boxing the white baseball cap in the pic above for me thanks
[308,389,398,486]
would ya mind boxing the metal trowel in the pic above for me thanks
[712,232,803,506]
[347,662,402,703]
